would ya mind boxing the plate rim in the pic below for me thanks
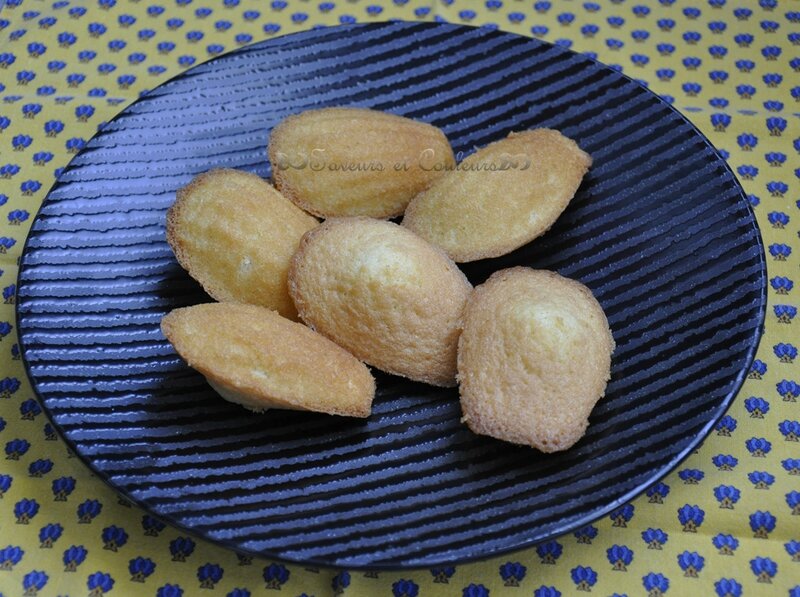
[15,21,768,570]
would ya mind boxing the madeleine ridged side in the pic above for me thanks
[404,129,592,262]
[166,168,318,319]
[162,303,375,417]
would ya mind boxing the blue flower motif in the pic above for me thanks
[647,481,670,502]
[610,504,634,526]
[656,69,675,81]
[157,584,184,597]
[101,525,128,551]
[499,561,526,585]
[677,551,704,577]
[52,476,76,500]
[779,420,800,441]
[129,556,156,582]
[39,522,63,547]
[745,396,770,417]
[657,18,675,31]
[570,566,598,590]
[391,578,416,596]
[63,545,87,571]
[714,578,742,597]
[749,510,777,537]
[14,497,39,522]
[750,556,777,582]
[87,571,114,594]
[28,458,53,477]
[765,152,786,166]
[642,572,669,594]
[430,566,455,583]
[713,485,740,508]
[463,584,490,597]
[748,471,775,489]
[6,436,30,460]
[197,563,223,589]
[0,545,24,569]
[678,469,704,484]
[607,544,634,570]
[23,570,48,593]
[712,533,739,555]
[777,379,800,401]
[330,570,351,593]
[536,540,562,563]
[263,563,289,589]
[77,499,102,523]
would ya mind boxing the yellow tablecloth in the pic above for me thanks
[0,1,797,595]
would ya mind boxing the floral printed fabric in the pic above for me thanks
[0,0,797,596]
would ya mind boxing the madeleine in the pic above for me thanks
[269,107,455,218]
[458,268,613,451]
[166,168,317,319]
[162,303,375,417]
[404,129,592,262]
[289,218,472,386]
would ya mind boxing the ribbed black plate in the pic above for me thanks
[16,22,766,568]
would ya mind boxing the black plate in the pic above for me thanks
[16,22,766,568]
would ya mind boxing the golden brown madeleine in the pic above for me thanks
[268,107,455,218]
[403,129,592,262]
[458,268,613,452]
[166,168,317,319]
[161,303,375,417]
[289,218,472,387]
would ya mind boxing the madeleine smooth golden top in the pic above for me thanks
[162,303,375,417]
[289,218,472,387]
[404,129,592,262]
[269,107,455,219]
[458,267,613,452]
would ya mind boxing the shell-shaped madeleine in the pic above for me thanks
[289,218,472,387]
[458,268,613,451]
[166,168,317,319]
[162,303,375,417]
[404,129,592,262]
[269,107,455,218]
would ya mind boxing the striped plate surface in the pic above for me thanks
[16,22,766,568]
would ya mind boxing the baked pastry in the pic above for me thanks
[403,129,592,262]
[162,303,375,417]
[166,168,317,319]
[289,218,472,387]
[457,267,613,451]
[269,107,455,218]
